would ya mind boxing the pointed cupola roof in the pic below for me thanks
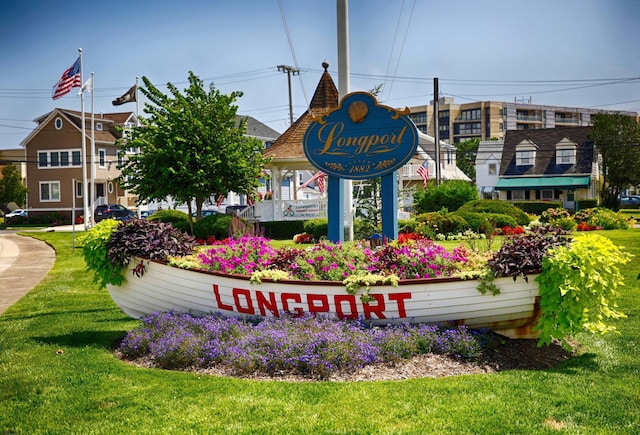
[264,62,339,161]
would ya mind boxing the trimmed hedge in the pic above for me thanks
[261,220,306,239]
[303,218,329,238]
[577,199,598,210]
[192,214,233,240]
[512,201,563,215]
[457,200,530,226]
[147,209,190,224]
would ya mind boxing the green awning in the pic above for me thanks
[495,176,590,190]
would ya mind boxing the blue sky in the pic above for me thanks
[1,0,639,149]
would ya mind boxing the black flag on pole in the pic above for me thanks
[112,85,137,106]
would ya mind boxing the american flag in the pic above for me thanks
[298,171,327,193]
[417,161,429,187]
[52,57,81,100]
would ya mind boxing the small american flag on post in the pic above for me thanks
[52,57,81,100]
[417,160,429,188]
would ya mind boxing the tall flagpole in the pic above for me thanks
[337,0,353,241]
[135,76,140,125]
[79,48,90,230]
[90,71,96,226]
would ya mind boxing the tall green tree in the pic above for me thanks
[590,113,640,210]
[118,72,270,226]
[0,165,28,210]
[455,138,479,181]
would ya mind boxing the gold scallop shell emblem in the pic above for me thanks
[348,101,368,123]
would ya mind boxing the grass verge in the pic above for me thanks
[0,229,638,433]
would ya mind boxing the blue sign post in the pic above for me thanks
[303,92,419,242]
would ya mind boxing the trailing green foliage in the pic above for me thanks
[536,233,632,348]
[413,179,479,213]
[78,219,123,287]
[458,199,530,226]
[80,219,197,287]
[488,225,570,280]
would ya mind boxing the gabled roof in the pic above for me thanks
[21,108,137,147]
[263,62,339,161]
[476,140,504,164]
[500,126,593,177]
[237,115,280,141]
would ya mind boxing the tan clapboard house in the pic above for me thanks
[20,108,138,221]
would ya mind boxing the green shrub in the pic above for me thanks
[458,200,530,226]
[539,207,571,224]
[513,201,563,215]
[398,218,417,234]
[452,211,491,233]
[303,218,328,238]
[261,221,305,239]
[484,213,518,229]
[354,218,379,240]
[575,207,630,230]
[415,211,468,235]
[554,217,577,231]
[148,209,190,224]
[413,180,479,213]
[192,214,233,240]
[576,199,598,210]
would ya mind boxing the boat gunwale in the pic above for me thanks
[133,257,541,288]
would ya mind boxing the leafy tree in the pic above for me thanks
[413,179,478,213]
[118,72,270,229]
[455,138,479,180]
[590,113,640,210]
[0,165,28,210]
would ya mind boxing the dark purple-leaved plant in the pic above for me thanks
[108,219,198,269]
[488,225,570,280]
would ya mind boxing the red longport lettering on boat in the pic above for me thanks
[212,285,411,320]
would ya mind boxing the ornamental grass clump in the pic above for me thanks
[118,312,486,379]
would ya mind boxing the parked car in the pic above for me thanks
[95,204,134,222]
[620,195,640,208]
[5,209,27,218]
[225,205,249,216]
[192,209,222,218]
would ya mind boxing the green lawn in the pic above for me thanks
[0,229,639,434]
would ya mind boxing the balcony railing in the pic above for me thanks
[555,117,579,125]
[516,115,542,122]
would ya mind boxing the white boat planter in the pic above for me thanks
[107,257,541,339]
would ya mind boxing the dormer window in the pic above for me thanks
[516,139,537,166]
[555,138,577,165]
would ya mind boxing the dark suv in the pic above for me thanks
[95,204,134,222]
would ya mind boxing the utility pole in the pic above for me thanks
[277,65,300,125]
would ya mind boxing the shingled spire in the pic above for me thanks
[264,62,339,160]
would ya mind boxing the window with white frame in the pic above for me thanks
[96,122,103,131]
[517,150,534,165]
[555,138,577,165]
[541,189,554,200]
[98,149,106,168]
[40,181,60,202]
[511,190,525,200]
[488,163,497,175]
[515,140,537,166]
[76,181,83,198]
[38,150,82,168]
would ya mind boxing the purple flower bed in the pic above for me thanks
[118,311,488,379]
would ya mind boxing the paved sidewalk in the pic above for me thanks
[0,232,56,315]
